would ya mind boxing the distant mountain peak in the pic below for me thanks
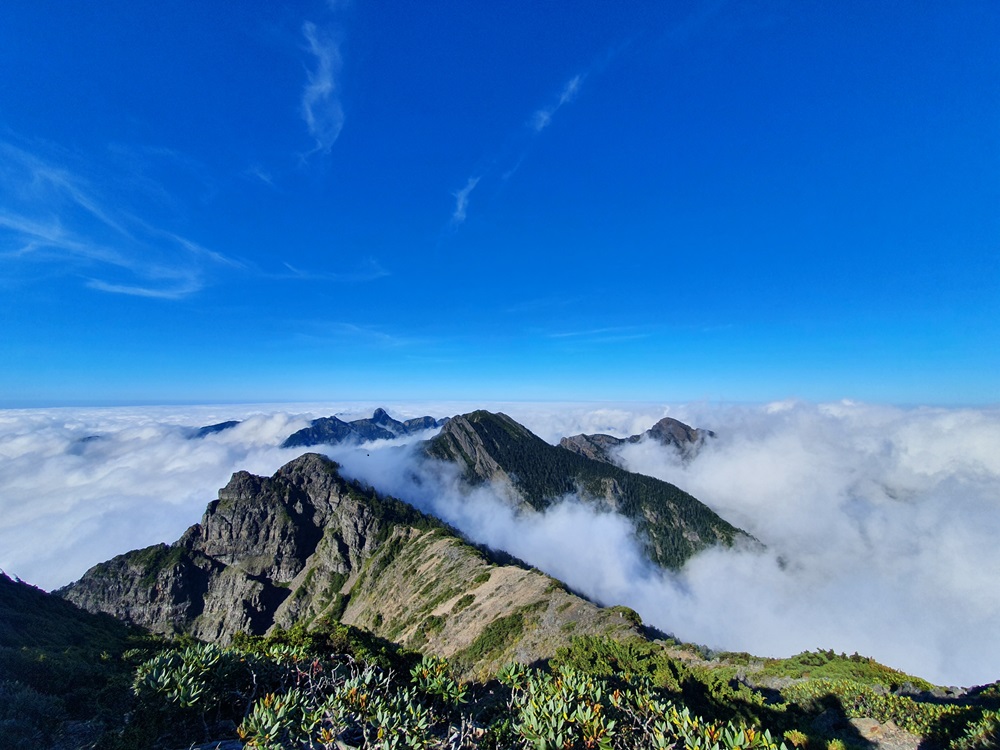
[282,408,446,449]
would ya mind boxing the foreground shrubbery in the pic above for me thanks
[92,633,996,750]
[120,634,792,750]
[495,661,787,750]
[4,579,998,750]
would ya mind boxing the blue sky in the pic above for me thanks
[1,1,997,407]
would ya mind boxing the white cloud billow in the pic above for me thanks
[1,400,998,686]
[328,401,1000,687]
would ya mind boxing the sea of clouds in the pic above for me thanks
[2,400,998,686]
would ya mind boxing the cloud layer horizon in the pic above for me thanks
[1,400,997,687]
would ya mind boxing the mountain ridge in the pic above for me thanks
[58,453,641,676]
[282,407,448,448]
[423,410,751,570]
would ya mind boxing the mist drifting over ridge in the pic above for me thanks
[1,400,998,686]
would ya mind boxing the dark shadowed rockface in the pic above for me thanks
[192,420,241,439]
[282,408,448,448]
[58,453,640,674]
[424,411,750,570]
[559,416,715,465]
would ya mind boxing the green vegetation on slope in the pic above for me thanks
[0,573,161,747]
[749,648,936,691]
[4,574,999,750]
[551,637,1000,750]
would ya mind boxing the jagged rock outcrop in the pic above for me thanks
[60,454,387,641]
[58,453,639,673]
[424,411,752,570]
[282,408,448,448]
[559,416,715,465]
[558,432,630,463]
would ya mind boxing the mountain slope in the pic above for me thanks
[559,416,715,464]
[424,410,750,569]
[0,573,156,746]
[58,453,640,675]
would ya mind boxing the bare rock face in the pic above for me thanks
[56,452,643,675]
[57,545,220,636]
[558,433,628,463]
[59,454,386,641]
[426,412,515,485]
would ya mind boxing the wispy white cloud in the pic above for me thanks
[548,325,642,339]
[0,213,119,265]
[167,234,243,270]
[503,296,581,314]
[85,278,201,300]
[279,256,389,283]
[662,0,731,46]
[531,74,584,132]
[546,325,652,344]
[243,164,275,187]
[104,141,218,207]
[0,140,235,298]
[311,321,426,348]
[450,176,480,224]
[300,22,345,157]
[446,71,585,228]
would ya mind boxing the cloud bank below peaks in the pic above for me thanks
[1,400,998,687]
[327,401,1000,687]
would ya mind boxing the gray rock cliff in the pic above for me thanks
[57,452,642,675]
[60,454,391,641]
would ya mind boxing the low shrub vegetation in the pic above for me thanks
[5,571,999,750]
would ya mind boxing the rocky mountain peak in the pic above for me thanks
[59,454,393,641]
[56,452,640,675]
[647,417,715,450]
